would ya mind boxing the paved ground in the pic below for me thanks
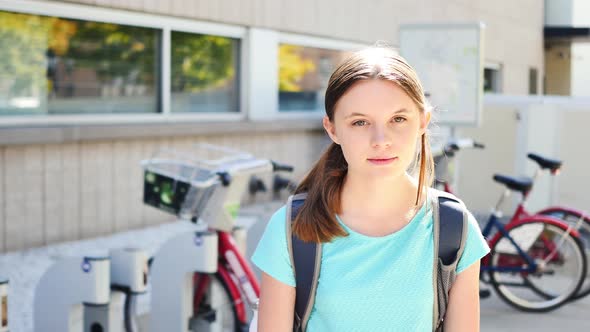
[480,292,589,331]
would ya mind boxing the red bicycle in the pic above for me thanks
[434,139,587,312]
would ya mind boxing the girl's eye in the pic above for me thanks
[393,117,406,123]
[352,120,368,126]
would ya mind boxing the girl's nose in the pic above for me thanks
[370,126,392,148]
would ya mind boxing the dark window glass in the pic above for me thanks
[529,68,538,95]
[484,67,501,93]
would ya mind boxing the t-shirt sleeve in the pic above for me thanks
[456,210,490,274]
[251,205,296,287]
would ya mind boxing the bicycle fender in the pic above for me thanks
[488,215,582,250]
[536,206,590,222]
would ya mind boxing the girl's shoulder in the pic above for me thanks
[266,204,288,229]
[427,187,467,207]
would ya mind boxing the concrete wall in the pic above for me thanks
[557,110,590,209]
[572,0,590,26]
[455,104,521,215]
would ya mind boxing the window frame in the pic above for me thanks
[0,0,247,127]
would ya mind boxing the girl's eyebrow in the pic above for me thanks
[344,108,410,119]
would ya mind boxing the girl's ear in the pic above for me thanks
[419,110,431,136]
[323,116,340,144]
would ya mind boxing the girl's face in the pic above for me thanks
[323,79,430,180]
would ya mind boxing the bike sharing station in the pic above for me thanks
[144,144,269,332]
[33,254,110,331]
[30,144,272,332]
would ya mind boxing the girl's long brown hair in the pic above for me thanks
[293,47,435,243]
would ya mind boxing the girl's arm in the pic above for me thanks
[443,260,481,332]
[257,271,296,332]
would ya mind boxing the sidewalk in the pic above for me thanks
[481,292,589,331]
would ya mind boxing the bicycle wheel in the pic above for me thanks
[489,220,587,312]
[539,210,590,300]
[191,273,243,332]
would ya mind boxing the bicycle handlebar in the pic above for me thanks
[447,138,485,151]
[432,138,485,158]
[271,161,294,172]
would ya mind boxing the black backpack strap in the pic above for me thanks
[438,195,466,264]
[285,193,321,332]
[430,188,468,331]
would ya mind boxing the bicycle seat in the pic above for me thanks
[493,174,533,194]
[527,153,562,172]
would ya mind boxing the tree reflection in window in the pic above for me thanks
[171,32,239,113]
[0,11,160,115]
[278,44,350,112]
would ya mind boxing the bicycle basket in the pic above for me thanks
[141,144,262,221]
[141,148,222,219]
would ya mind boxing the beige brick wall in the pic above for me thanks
[35,0,543,95]
[0,131,327,253]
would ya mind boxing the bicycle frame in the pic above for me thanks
[440,182,580,275]
[193,230,260,326]
[479,212,537,273]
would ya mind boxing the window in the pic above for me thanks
[529,67,538,95]
[278,44,350,112]
[171,32,240,113]
[0,10,160,116]
[484,66,502,93]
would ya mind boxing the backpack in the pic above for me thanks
[285,188,468,332]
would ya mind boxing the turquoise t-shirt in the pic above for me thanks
[251,194,490,331]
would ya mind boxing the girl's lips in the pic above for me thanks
[367,157,397,165]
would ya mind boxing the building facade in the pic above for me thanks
[0,0,545,252]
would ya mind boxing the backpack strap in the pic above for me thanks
[430,188,468,332]
[285,193,322,332]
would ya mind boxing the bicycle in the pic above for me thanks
[140,143,293,332]
[524,153,590,301]
[434,139,587,312]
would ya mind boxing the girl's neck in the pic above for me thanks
[339,172,422,217]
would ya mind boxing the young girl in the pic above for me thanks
[251,46,490,331]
